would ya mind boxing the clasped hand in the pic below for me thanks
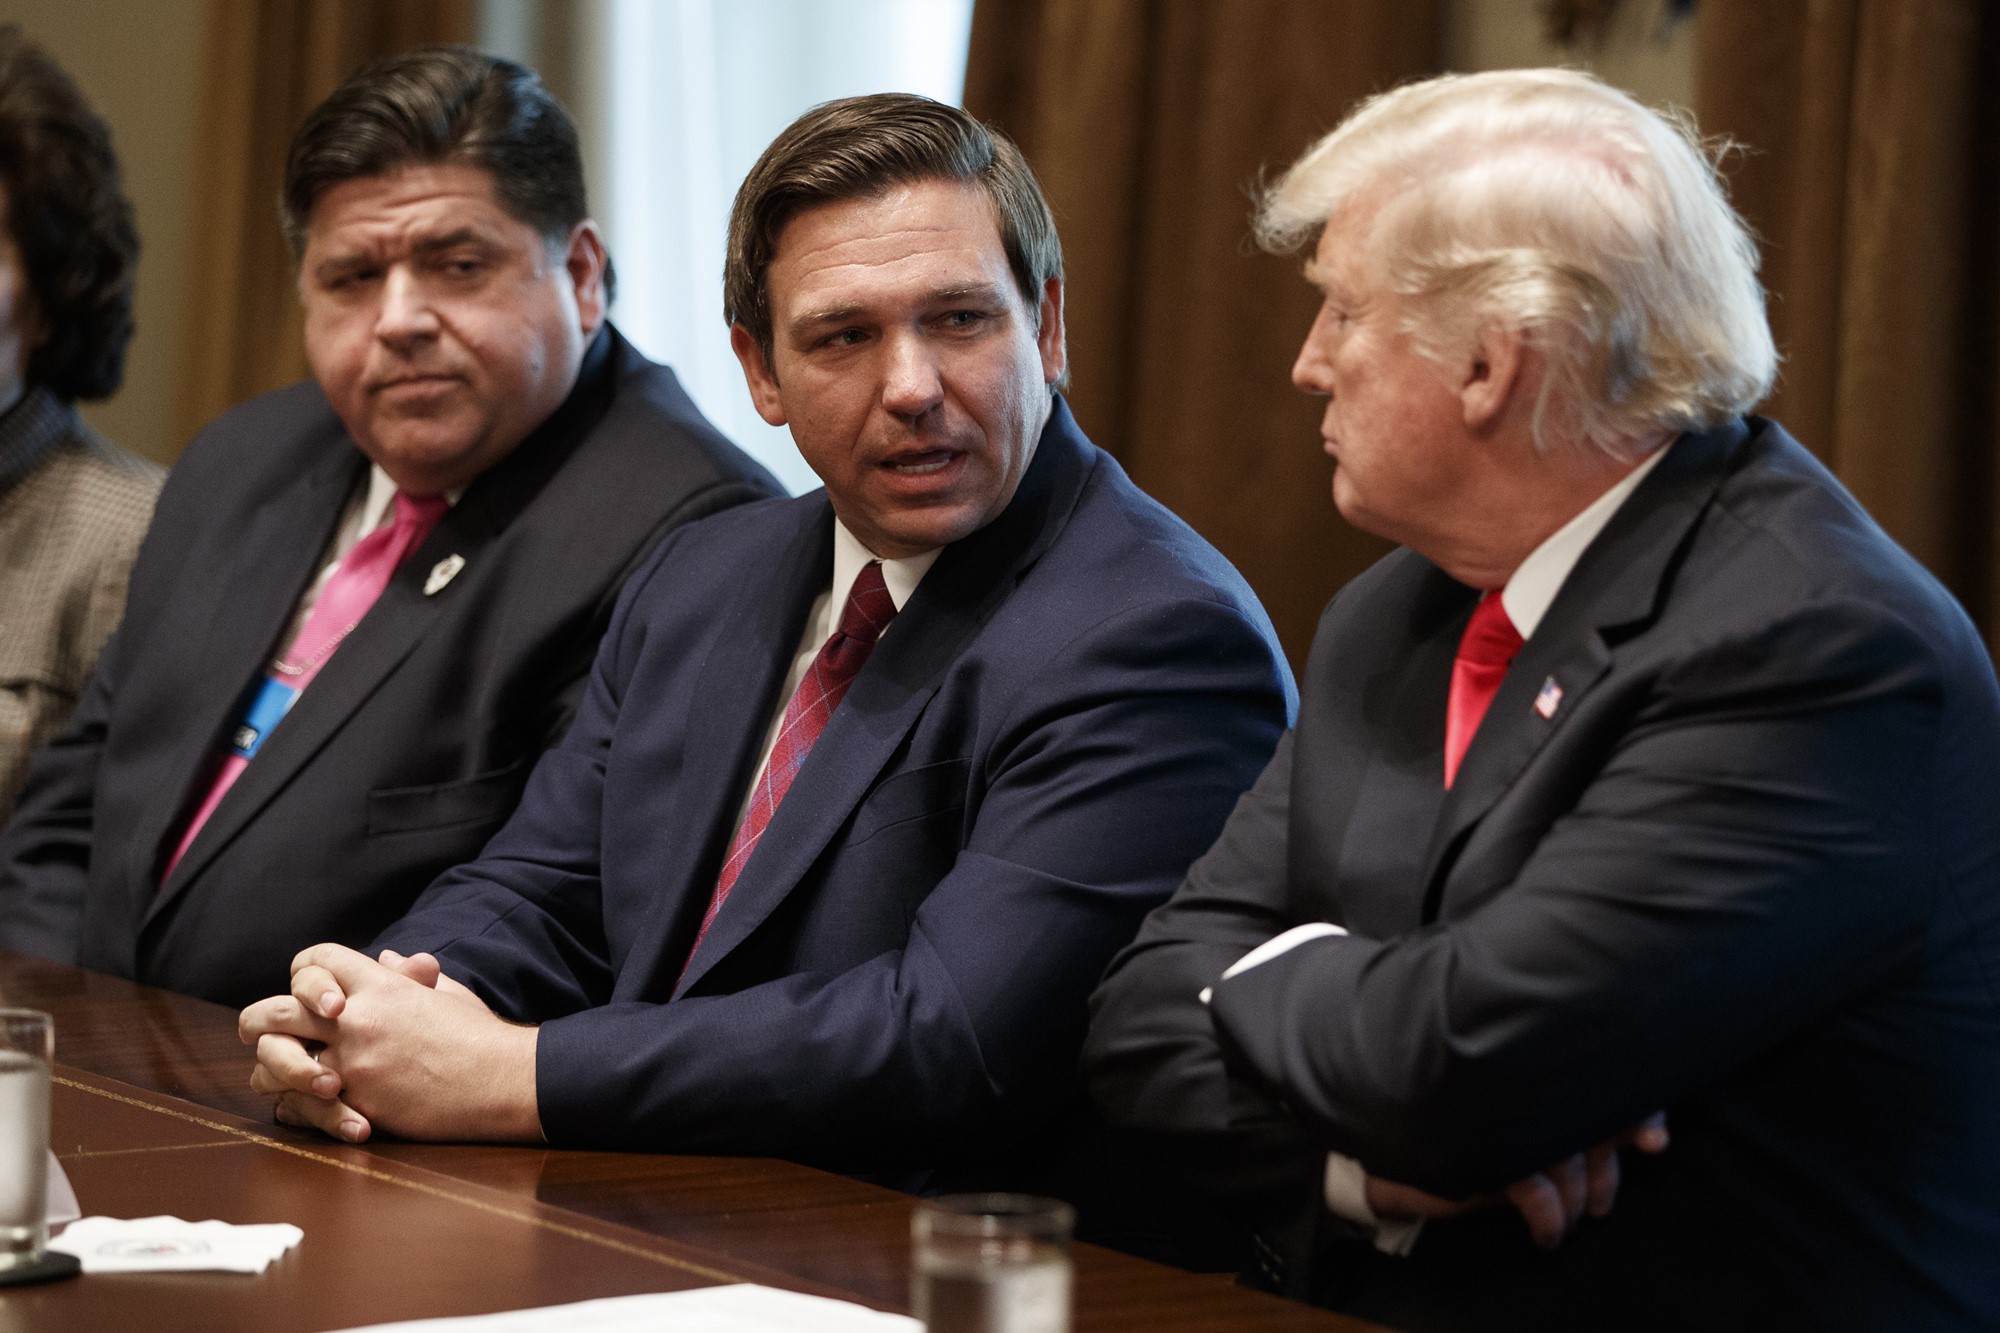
[237,943,542,1144]
[1365,1113,1670,1248]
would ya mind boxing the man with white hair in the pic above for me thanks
[1086,69,2000,1330]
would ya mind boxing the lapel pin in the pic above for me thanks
[424,554,466,596]
[1534,677,1564,719]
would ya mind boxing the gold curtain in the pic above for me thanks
[1696,0,2000,653]
[965,1,1444,667]
[173,0,476,455]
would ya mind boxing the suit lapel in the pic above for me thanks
[152,497,482,910]
[674,399,1093,996]
[125,443,359,905]
[1308,564,1465,935]
[1417,423,1746,913]
[150,338,624,918]
[622,502,833,991]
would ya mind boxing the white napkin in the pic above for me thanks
[48,1215,303,1274]
[325,1284,921,1331]
[45,1151,79,1225]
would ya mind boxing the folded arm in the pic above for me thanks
[1105,602,1948,1201]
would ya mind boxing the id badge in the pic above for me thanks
[230,675,301,760]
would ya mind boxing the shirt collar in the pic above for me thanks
[358,463,463,532]
[831,518,940,623]
[1500,441,1672,640]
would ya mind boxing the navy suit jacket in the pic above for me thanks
[0,330,778,1007]
[376,399,1294,1196]
[1086,418,2000,1330]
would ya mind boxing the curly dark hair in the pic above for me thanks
[0,26,138,402]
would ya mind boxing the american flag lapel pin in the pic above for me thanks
[1534,676,1564,719]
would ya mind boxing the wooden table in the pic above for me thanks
[0,950,1378,1332]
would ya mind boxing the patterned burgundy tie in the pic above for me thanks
[1443,591,1523,789]
[684,561,898,966]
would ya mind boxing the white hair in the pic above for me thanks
[1258,68,1777,458]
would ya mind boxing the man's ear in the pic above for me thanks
[730,324,788,427]
[1035,277,1067,387]
[1459,319,1526,433]
[563,220,610,337]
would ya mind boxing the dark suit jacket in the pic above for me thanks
[374,399,1294,1200]
[1086,418,2000,1331]
[0,329,779,1008]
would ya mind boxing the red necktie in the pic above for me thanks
[1443,592,1523,789]
[161,490,449,882]
[685,561,898,965]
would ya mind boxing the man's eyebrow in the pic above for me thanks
[790,282,1012,332]
[310,251,375,282]
[1302,259,1362,306]
[309,228,497,280]
[791,302,867,333]
[928,282,1007,305]
[410,228,491,255]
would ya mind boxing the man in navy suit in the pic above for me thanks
[239,95,1293,1204]
[1084,70,2000,1329]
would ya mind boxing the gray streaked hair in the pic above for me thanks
[1258,68,1777,458]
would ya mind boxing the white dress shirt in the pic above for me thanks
[1208,441,1672,1253]
[269,464,461,671]
[725,518,941,841]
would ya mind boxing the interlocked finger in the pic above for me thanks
[272,1089,371,1144]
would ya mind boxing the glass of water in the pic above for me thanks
[911,1193,1073,1333]
[0,1009,53,1273]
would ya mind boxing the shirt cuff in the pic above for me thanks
[1197,925,1420,1254]
[1198,922,1347,1004]
[1323,1153,1424,1257]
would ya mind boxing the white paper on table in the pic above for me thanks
[323,1285,922,1332]
[45,1151,79,1225]
[48,1215,303,1273]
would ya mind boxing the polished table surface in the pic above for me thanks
[0,951,1382,1332]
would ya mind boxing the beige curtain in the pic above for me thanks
[966,1,1445,667]
[174,0,476,455]
[1696,0,2000,653]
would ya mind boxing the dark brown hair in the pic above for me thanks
[281,45,611,298]
[0,24,138,402]
[725,93,1061,365]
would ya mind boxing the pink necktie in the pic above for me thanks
[1443,591,1523,789]
[160,491,449,882]
[683,561,897,969]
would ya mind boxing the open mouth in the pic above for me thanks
[883,449,961,476]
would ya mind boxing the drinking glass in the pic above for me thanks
[0,1010,53,1272]
[911,1193,1073,1333]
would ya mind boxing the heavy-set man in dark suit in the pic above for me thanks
[238,94,1292,1207]
[0,49,776,1008]
[1085,69,2000,1331]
